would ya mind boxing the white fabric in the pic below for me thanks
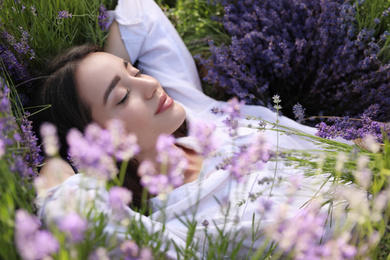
[150,134,339,257]
[115,0,214,114]
[35,174,194,259]
[36,0,353,258]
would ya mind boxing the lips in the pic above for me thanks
[155,92,173,115]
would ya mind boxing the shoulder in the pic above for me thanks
[38,158,76,190]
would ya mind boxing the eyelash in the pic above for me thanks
[117,89,130,105]
[116,68,142,106]
[135,69,143,77]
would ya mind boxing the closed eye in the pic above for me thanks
[117,89,130,105]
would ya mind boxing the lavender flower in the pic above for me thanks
[210,106,224,115]
[0,139,4,158]
[138,134,188,196]
[222,97,245,137]
[0,43,32,86]
[109,186,132,221]
[199,0,390,123]
[189,121,217,157]
[20,113,43,175]
[293,103,306,123]
[107,119,140,161]
[58,11,72,19]
[257,197,273,215]
[30,5,36,16]
[40,122,59,157]
[11,155,34,177]
[88,247,109,260]
[120,240,139,259]
[14,27,35,58]
[353,155,372,189]
[109,186,132,210]
[267,200,330,258]
[156,134,187,187]
[0,80,10,113]
[58,212,88,243]
[15,209,59,260]
[98,4,110,31]
[227,133,269,181]
[202,219,209,228]
[67,125,118,180]
[138,248,153,260]
[319,233,357,259]
[67,120,139,180]
[315,107,390,144]
[272,95,282,111]
[138,161,170,195]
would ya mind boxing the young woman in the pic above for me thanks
[33,0,355,258]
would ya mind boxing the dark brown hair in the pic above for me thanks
[31,43,187,210]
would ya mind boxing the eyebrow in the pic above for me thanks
[103,75,121,105]
[103,61,128,105]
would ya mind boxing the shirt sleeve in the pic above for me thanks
[112,0,217,115]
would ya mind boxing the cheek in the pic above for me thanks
[118,110,151,135]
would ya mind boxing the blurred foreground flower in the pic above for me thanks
[189,121,217,158]
[40,122,59,157]
[120,240,153,260]
[222,97,245,137]
[58,212,88,243]
[109,186,133,222]
[138,134,187,197]
[267,200,357,259]
[67,119,139,180]
[228,133,270,181]
[15,209,58,260]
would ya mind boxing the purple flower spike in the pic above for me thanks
[109,186,132,210]
[67,126,118,180]
[107,119,140,161]
[138,160,171,195]
[156,134,187,188]
[98,4,110,31]
[138,134,188,196]
[189,121,218,158]
[20,113,43,175]
[120,240,139,259]
[222,97,245,137]
[0,80,10,113]
[15,209,58,260]
[0,139,4,158]
[228,133,270,181]
[58,10,72,19]
[293,103,306,123]
[58,212,88,243]
[40,122,59,157]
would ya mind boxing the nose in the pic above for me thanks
[142,77,159,100]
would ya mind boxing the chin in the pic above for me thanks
[173,102,186,120]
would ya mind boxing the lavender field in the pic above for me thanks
[1,0,390,259]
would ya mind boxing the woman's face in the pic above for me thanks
[76,52,186,156]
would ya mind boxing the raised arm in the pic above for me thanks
[105,0,215,114]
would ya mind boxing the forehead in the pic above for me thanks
[77,52,121,78]
[76,52,121,105]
